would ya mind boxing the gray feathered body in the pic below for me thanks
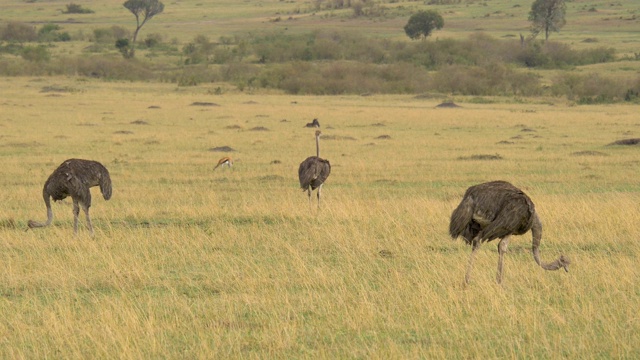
[298,156,331,191]
[450,180,569,283]
[44,159,112,204]
[449,180,535,245]
[29,158,112,234]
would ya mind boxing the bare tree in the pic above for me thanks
[298,130,331,207]
[28,159,112,236]
[449,180,570,284]
[214,156,233,170]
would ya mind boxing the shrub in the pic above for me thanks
[551,72,633,103]
[514,40,615,68]
[63,3,94,14]
[432,63,541,96]
[143,33,163,48]
[21,45,50,62]
[56,56,154,80]
[577,46,615,65]
[182,35,214,64]
[38,24,71,42]
[115,38,133,59]
[255,61,431,95]
[514,41,550,68]
[93,26,130,44]
[160,65,221,86]
[1,22,37,43]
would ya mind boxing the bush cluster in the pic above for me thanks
[0,21,638,101]
[551,73,640,103]
[63,3,94,14]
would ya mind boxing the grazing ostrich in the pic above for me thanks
[449,180,570,284]
[28,159,112,236]
[298,130,331,207]
[304,118,320,128]
[214,156,233,170]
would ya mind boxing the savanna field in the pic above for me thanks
[1,77,638,358]
[1,0,640,358]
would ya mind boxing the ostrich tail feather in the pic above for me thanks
[100,173,112,201]
[449,196,474,239]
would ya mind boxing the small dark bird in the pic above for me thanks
[449,180,570,284]
[28,159,112,236]
[298,130,331,207]
[214,156,233,170]
[304,118,320,128]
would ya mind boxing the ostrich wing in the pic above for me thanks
[450,180,536,243]
[298,157,331,190]
[449,195,474,239]
[478,195,535,241]
[313,159,331,189]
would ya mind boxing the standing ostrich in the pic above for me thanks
[214,156,233,170]
[298,130,331,207]
[28,159,112,236]
[304,118,320,128]
[449,180,570,284]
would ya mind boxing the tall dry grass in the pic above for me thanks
[0,77,639,358]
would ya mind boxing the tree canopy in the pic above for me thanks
[528,0,566,41]
[122,0,164,57]
[404,10,444,41]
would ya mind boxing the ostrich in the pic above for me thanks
[28,159,112,236]
[214,156,233,170]
[449,180,570,284]
[304,118,320,128]
[298,130,331,207]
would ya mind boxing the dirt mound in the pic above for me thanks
[436,101,461,108]
[458,154,503,161]
[191,102,219,106]
[209,146,236,152]
[571,150,608,156]
[607,138,640,146]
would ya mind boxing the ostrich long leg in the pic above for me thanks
[72,199,80,234]
[465,241,481,284]
[317,184,322,208]
[82,204,94,236]
[496,237,510,284]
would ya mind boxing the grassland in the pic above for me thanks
[0,76,639,358]
[2,0,639,54]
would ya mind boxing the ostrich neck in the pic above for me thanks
[316,135,320,157]
[531,211,543,266]
[530,211,570,272]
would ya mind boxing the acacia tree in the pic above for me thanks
[122,0,164,58]
[528,0,566,42]
[404,10,444,41]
